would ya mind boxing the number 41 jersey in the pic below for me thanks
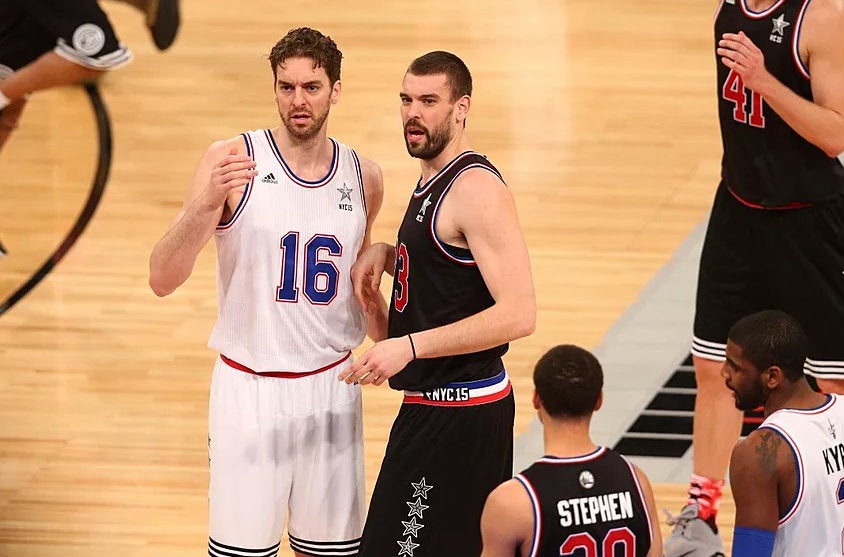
[714,0,844,206]
[208,130,367,373]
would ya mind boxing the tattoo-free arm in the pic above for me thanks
[480,480,533,557]
[410,169,536,359]
[358,156,388,341]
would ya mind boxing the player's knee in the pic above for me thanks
[693,355,726,383]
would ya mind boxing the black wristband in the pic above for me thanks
[407,334,417,360]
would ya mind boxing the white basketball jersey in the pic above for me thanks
[208,130,367,373]
[760,394,844,557]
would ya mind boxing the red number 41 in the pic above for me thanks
[722,68,765,128]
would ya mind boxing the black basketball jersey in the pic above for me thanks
[387,151,508,391]
[516,447,653,557]
[714,0,844,206]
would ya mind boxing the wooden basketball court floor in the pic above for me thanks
[0,0,738,555]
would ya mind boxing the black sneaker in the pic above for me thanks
[148,0,180,51]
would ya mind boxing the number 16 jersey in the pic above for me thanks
[208,130,367,373]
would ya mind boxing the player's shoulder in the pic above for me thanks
[451,162,507,193]
[355,154,382,181]
[803,0,844,39]
[204,135,249,159]
[485,477,531,511]
[732,426,791,475]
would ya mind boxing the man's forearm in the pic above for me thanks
[149,199,221,296]
[760,76,844,157]
[0,51,102,102]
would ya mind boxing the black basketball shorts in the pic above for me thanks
[359,372,515,557]
[693,183,844,379]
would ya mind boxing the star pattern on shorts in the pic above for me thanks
[397,535,421,556]
[406,497,429,519]
[401,516,425,537]
[411,477,433,500]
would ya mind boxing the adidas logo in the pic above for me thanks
[261,173,278,184]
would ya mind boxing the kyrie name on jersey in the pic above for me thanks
[557,491,634,527]
[822,443,844,475]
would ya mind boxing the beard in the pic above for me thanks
[404,118,452,160]
[731,381,766,411]
[281,105,330,142]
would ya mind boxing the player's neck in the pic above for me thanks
[270,125,334,179]
[419,133,471,184]
[745,0,778,11]
[541,419,598,458]
[764,382,830,417]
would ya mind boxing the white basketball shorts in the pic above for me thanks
[207,355,364,557]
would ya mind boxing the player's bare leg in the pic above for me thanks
[664,356,735,557]
[691,356,742,482]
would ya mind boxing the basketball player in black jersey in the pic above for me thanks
[480,345,661,557]
[340,51,536,556]
[669,0,844,556]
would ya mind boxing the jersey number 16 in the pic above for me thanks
[276,231,342,305]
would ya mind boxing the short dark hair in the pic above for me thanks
[728,310,808,381]
[534,345,603,418]
[406,51,472,101]
[269,27,342,84]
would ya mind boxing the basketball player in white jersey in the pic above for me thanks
[148,27,385,557]
[724,310,844,557]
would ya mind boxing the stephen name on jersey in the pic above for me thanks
[557,491,634,527]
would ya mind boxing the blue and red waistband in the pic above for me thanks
[403,369,512,407]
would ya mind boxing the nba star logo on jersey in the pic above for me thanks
[770,14,790,43]
[338,183,354,211]
[416,194,432,222]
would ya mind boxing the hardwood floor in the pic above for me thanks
[0,0,732,555]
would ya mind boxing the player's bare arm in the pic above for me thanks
[729,429,784,532]
[340,169,536,385]
[631,463,663,557]
[479,479,533,557]
[0,51,102,103]
[149,137,255,296]
[717,0,844,156]
[358,156,389,342]
[410,168,536,354]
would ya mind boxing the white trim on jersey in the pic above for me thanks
[54,40,132,70]
[413,151,477,198]
[791,0,812,80]
[350,149,367,219]
[428,163,505,265]
[758,424,805,525]
[535,446,608,465]
[217,132,255,231]
[739,0,787,18]
[514,474,542,557]
[622,455,654,547]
